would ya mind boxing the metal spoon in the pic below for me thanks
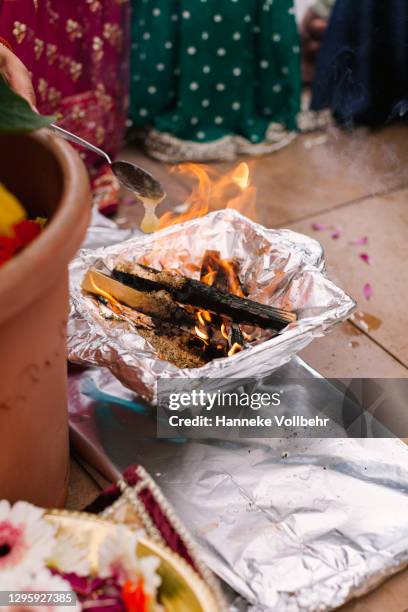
[50,123,166,204]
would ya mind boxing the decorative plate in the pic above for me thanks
[46,510,221,612]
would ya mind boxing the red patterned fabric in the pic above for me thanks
[86,465,197,572]
[0,0,130,164]
[91,163,121,217]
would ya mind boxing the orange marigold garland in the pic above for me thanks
[122,578,150,612]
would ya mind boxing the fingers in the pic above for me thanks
[0,45,37,109]
[301,9,328,41]
[300,8,318,36]
[308,18,327,40]
[300,9,328,83]
[307,40,322,55]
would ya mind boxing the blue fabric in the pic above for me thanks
[311,0,408,126]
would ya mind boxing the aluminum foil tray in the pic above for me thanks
[68,210,355,402]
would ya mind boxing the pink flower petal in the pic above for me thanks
[0,522,25,570]
[359,253,371,264]
[363,283,373,300]
[311,222,331,231]
[349,236,368,246]
[331,229,341,240]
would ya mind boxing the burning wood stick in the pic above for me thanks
[95,291,230,368]
[200,250,245,297]
[84,269,228,349]
[82,268,195,327]
[97,296,210,368]
[112,261,297,331]
[200,250,245,347]
[83,270,228,368]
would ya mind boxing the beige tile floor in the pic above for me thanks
[68,124,408,610]
[290,189,408,368]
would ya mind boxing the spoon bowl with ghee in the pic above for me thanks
[50,124,166,230]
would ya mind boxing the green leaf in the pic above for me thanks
[0,77,55,132]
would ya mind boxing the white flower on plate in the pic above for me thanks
[98,525,161,594]
[47,534,90,576]
[138,555,162,596]
[0,567,80,612]
[0,501,56,582]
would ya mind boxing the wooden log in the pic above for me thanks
[82,269,195,327]
[113,261,296,331]
[84,269,228,350]
[200,250,244,346]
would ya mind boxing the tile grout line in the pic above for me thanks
[349,321,408,372]
[276,181,408,229]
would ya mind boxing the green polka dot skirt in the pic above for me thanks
[130,0,301,160]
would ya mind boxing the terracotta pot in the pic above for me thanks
[0,130,91,507]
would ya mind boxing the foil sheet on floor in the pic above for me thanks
[68,358,408,612]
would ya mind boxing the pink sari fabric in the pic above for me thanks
[0,0,130,166]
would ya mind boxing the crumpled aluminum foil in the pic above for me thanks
[68,209,355,402]
[68,359,408,612]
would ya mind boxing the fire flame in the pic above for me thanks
[90,276,122,314]
[159,162,256,228]
[195,325,209,343]
[197,310,212,326]
[219,259,244,298]
[201,270,217,286]
[228,342,243,357]
[220,322,229,340]
[232,162,250,190]
[195,250,245,355]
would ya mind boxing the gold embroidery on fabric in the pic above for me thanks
[48,87,62,108]
[66,19,83,41]
[95,125,106,145]
[46,0,59,24]
[33,0,39,11]
[34,38,44,60]
[38,78,48,101]
[92,36,104,62]
[71,104,86,121]
[103,23,123,51]
[95,83,113,112]
[12,22,27,44]
[58,54,69,72]
[46,43,58,65]
[69,61,83,81]
[86,0,102,12]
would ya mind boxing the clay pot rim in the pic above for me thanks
[0,129,91,325]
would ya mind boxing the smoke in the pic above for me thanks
[304,124,408,198]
